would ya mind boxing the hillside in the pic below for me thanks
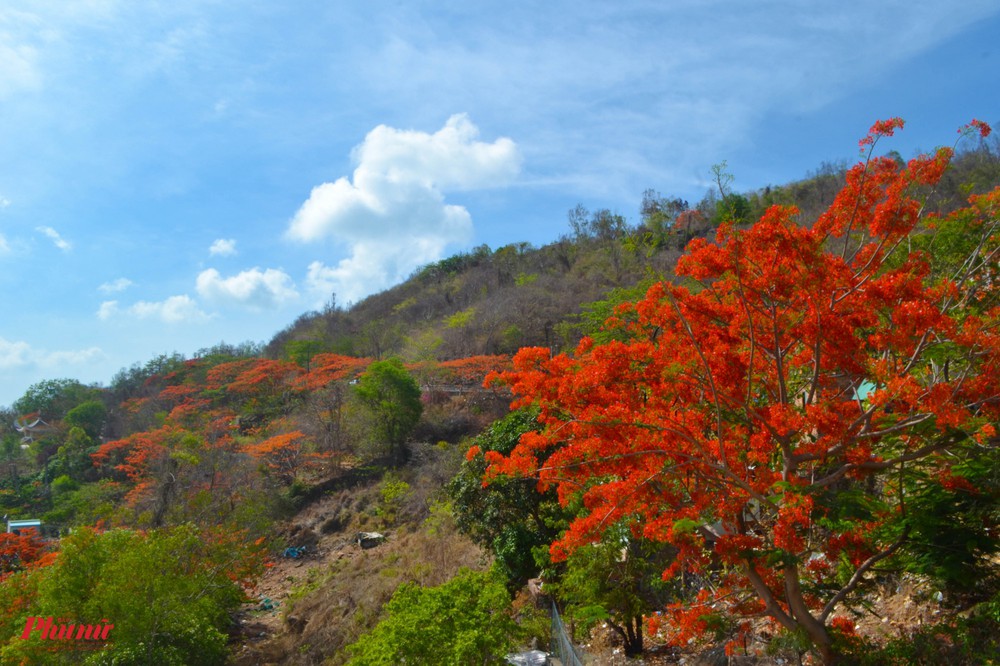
[265,141,1000,368]
[1,138,999,665]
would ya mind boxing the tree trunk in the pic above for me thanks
[783,565,838,665]
[624,615,644,656]
[609,615,644,657]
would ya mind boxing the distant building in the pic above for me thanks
[6,518,42,534]
[14,416,51,443]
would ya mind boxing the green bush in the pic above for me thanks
[0,525,263,665]
[346,567,516,665]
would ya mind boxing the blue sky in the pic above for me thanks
[1,1,998,408]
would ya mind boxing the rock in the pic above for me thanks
[286,615,306,634]
[356,531,385,549]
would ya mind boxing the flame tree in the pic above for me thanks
[480,120,1000,664]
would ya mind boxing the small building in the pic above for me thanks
[6,518,42,535]
[14,416,51,442]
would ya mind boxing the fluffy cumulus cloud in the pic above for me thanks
[96,267,298,324]
[196,267,299,311]
[209,238,237,256]
[287,114,520,302]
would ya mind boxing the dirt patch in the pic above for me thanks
[229,461,487,665]
[230,475,378,658]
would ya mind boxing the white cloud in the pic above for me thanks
[209,238,237,256]
[196,267,299,311]
[0,338,31,369]
[96,300,119,320]
[287,114,520,302]
[0,38,42,99]
[36,226,71,251]
[0,336,102,370]
[129,295,210,323]
[98,277,133,294]
[42,347,104,367]
[98,293,211,323]
[304,233,453,305]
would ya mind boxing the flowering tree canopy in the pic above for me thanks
[481,120,999,664]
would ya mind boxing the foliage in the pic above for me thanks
[285,339,326,371]
[244,429,325,484]
[65,400,108,440]
[375,473,411,527]
[225,358,305,419]
[345,567,516,665]
[450,408,566,587]
[293,354,370,392]
[43,479,126,528]
[13,379,101,420]
[0,528,48,576]
[554,524,675,656]
[0,524,265,665]
[710,161,752,226]
[568,205,629,242]
[1,433,30,487]
[51,426,98,483]
[640,189,689,246]
[354,358,423,462]
[434,355,512,384]
[573,281,659,344]
[896,448,1000,594]
[482,119,1000,664]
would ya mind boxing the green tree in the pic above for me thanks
[346,567,516,665]
[709,161,752,225]
[639,189,689,249]
[554,524,675,657]
[64,400,108,440]
[449,409,566,587]
[285,339,325,371]
[42,479,126,528]
[354,358,422,463]
[896,448,1000,594]
[51,426,97,482]
[567,205,630,241]
[1,433,28,487]
[13,379,100,419]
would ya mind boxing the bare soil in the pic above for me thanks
[227,465,487,665]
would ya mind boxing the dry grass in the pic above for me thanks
[229,445,488,665]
